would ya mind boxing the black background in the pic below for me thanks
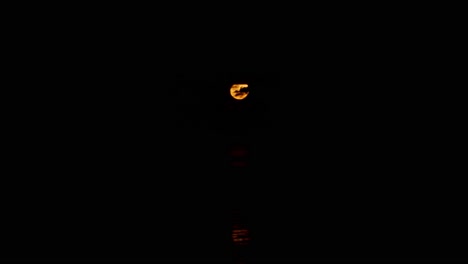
[3,68,465,262]
[2,7,465,262]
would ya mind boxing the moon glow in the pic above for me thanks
[230,84,249,100]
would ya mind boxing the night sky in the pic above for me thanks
[3,4,466,262]
[3,68,465,262]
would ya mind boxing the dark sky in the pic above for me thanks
[4,68,465,261]
[3,5,464,261]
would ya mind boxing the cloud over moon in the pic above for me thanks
[230,84,249,100]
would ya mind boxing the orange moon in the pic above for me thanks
[230,84,249,100]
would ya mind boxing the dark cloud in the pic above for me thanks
[234,87,250,96]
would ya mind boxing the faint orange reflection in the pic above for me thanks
[229,147,247,157]
[232,227,250,246]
